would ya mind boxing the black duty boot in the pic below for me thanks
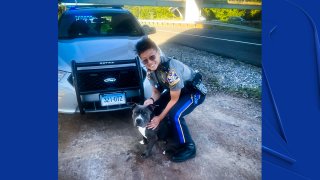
[171,143,196,162]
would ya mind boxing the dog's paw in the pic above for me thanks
[139,140,145,145]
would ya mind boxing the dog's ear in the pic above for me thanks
[147,104,157,111]
[127,102,138,109]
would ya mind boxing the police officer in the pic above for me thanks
[135,38,206,162]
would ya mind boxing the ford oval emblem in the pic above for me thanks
[104,78,116,83]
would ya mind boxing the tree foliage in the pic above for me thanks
[202,8,261,21]
[58,4,66,19]
[126,6,261,22]
[125,6,182,20]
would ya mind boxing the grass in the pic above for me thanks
[233,87,261,100]
[209,78,261,100]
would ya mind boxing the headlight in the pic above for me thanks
[58,70,68,82]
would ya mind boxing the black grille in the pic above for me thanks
[77,67,140,92]
[71,59,144,114]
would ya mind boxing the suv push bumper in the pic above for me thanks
[71,58,146,114]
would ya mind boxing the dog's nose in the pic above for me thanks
[136,118,142,126]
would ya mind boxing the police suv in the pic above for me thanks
[58,5,155,114]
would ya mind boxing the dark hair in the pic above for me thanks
[135,38,158,56]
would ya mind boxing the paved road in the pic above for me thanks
[150,27,261,67]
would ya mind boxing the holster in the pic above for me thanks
[186,72,208,95]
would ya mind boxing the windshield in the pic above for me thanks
[59,12,144,39]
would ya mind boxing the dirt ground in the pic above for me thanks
[58,93,261,180]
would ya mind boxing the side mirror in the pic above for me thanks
[142,25,156,35]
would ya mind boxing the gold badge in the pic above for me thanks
[159,71,167,84]
[167,69,180,86]
[147,71,151,80]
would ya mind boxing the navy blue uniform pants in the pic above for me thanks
[154,88,205,145]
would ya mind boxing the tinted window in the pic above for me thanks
[59,12,144,39]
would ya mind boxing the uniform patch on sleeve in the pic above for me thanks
[167,69,180,86]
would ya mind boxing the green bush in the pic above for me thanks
[244,9,261,21]
[125,6,182,20]
[202,8,261,22]
[58,4,66,19]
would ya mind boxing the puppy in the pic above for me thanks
[132,104,171,158]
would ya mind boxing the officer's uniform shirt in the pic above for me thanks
[147,56,195,91]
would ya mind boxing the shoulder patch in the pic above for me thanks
[167,69,180,86]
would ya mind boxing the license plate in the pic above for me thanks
[100,93,126,106]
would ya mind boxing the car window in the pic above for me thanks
[59,12,144,39]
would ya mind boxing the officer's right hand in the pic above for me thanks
[144,98,154,106]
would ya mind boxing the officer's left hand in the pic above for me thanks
[147,116,161,130]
